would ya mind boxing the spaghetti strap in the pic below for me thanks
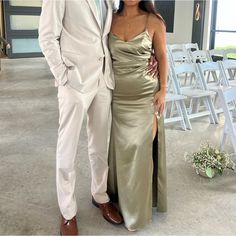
[145,13,150,30]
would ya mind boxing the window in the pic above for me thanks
[10,15,40,30]
[3,0,42,58]
[9,0,42,7]
[210,0,236,58]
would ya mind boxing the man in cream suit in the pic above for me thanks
[38,0,122,235]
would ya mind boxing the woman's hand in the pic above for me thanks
[152,89,166,116]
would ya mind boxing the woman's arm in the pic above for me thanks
[150,15,168,115]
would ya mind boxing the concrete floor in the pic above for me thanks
[0,58,236,236]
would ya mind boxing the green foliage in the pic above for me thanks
[216,46,236,59]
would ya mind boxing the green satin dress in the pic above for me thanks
[108,26,167,231]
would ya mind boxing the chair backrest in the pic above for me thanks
[224,48,236,59]
[196,61,224,89]
[172,51,191,64]
[218,87,236,136]
[167,66,181,94]
[219,60,236,85]
[220,59,236,70]
[184,43,199,52]
[207,49,225,61]
[168,44,190,63]
[171,63,203,89]
[167,44,191,65]
[174,63,197,75]
[190,50,209,63]
[168,44,185,52]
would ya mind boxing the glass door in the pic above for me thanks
[210,0,236,58]
[3,0,42,58]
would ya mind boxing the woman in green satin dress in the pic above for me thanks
[108,0,168,232]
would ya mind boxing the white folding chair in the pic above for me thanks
[171,63,218,124]
[164,69,192,130]
[219,60,236,87]
[168,44,193,87]
[218,87,236,153]
[197,61,228,117]
[197,61,224,91]
[223,49,236,79]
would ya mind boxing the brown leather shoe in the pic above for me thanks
[60,215,78,236]
[92,197,123,225]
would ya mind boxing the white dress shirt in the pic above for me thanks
[95,0,107,29]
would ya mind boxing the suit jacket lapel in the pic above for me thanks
[103,0,112,36]
[86,0,101,31]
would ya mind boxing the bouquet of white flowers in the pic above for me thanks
[185,143,235,178]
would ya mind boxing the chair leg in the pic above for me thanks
[203,97,215,124]
[206,71,211,83]
[220,124,227,151]
[220,133,227,151]
[228,69,234,80]
[188,98,194,114]
[207,96,219,124]
[169,101,175,117]
[184,73,188,86]
[190,73,194,86]
[180,100,192,130]
[231,134,236,153]
[233,69,236,79]
[164,102,169,119]
[192,98,200,114]
[176,101,187,131]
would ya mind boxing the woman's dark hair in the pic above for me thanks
[117,0,166,25]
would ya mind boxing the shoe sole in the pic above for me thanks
[92,198,123,225]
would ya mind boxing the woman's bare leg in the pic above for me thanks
[152,115,158,140]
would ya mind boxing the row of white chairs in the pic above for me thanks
[167,43,236,66]
[165,43,236,153]
[164,60,236,130]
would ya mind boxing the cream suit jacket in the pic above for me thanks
[38,0,116,93]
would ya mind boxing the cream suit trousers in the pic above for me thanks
[56,76,112,220]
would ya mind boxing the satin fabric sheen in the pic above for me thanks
[108,29,167,230]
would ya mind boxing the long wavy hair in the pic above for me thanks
[117,0,166,25]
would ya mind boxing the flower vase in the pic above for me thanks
[197,167,216,178]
